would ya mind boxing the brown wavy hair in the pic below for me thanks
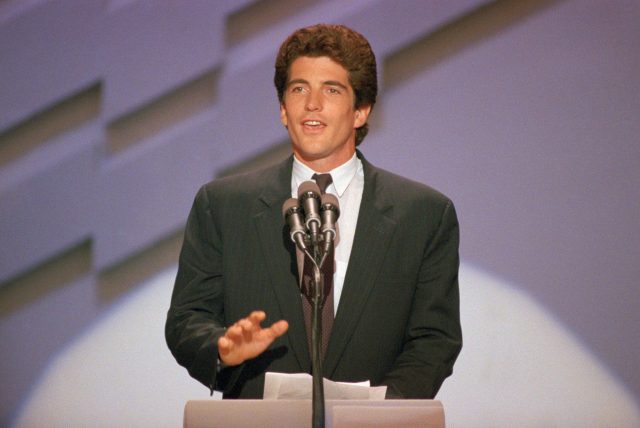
[274,24,378,146]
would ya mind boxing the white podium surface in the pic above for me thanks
[184,399,444,428]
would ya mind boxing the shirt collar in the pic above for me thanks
[291,153,359,198]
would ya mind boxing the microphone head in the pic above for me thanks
[282,198,301,219]
[298,181,321,238]
[297,181,321,201]
[320,193,340,218]
[282,198,307,250]
[320,193,339,243]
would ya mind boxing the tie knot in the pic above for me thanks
[312,173,333,194]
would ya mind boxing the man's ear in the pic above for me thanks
[354,104,372,128]
[279,103,288,127]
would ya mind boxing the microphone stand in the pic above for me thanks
[286,186,338,428]
[306,238,328,428]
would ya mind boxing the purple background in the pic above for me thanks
[1,0,638,425]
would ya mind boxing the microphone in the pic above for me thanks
[320,193,340,253]
[282,198,307,251]
[298,181,322,243]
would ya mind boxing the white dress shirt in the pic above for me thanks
[291,153,364,315]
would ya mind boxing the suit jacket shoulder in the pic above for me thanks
[199,156,293,203]
[359,154,455,228]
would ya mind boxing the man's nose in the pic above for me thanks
[305,90,322,111]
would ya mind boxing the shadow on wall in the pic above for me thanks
[12,264,640,427]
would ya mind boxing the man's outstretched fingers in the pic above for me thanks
[225,323,242,341]
[237,319,254,341]
[269,320,289,337]
[218,336,231,353]
[249,311,266,324]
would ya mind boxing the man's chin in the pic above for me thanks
[292,145,328,162]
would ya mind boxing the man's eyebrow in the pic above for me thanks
[286,79,349,90]
[323,80,348,90]
[286,78,309,87]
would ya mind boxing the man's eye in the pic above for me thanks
[291,86,305,93]
[327,87,340,94]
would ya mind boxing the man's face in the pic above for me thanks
[280,56,371,172]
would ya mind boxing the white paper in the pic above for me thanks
[263,372,387,400]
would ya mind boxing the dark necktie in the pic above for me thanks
[300,173,335,360]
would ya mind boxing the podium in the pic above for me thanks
[184,399,445,428]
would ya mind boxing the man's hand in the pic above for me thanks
[218,311,289,366]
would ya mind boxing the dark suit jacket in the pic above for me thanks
[165,151,462,399]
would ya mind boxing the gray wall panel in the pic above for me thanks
[94,109,219,269]
[215,60,287,169]
[0,275,98,426]
[103,1,224,120]
[0,0,103,129]
[0,124,100,283]
[345,0,491,57]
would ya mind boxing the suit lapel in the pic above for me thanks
[252,157,311,372]
[324,155,397,376]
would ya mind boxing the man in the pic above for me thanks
[166,24,461,399]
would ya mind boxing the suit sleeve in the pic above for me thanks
[381,199,462,398]
[165,186,238,394]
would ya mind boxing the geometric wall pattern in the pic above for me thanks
[1,0,493,281]
[1,0,639,426]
